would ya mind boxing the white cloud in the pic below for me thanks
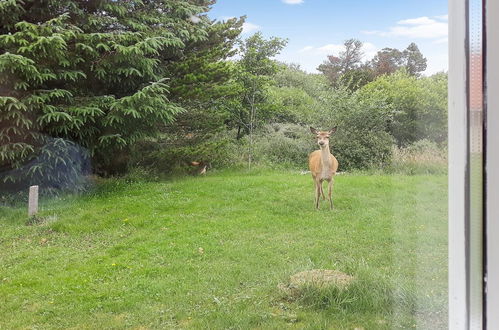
[298,46,314,53]
[362,15,448,39]
[397,17,436,25]
[362,42,378,60]
[282,0,304,4]
[434,14,448,21]
[316,43,344,55]
[242,22,261,34]
[424,53,448,75]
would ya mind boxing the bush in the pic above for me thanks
[248,120,393,172]
[251,123,316,168]
[390,139,447,175]
[333,128,394,171]
[129,131,244,175]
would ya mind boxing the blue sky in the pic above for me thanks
[208,0,448,75]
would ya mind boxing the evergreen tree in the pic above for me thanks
[0,0,224,189]
[403,42,427,76]
[131,16,246,172]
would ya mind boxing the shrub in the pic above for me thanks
[306,86,394,171]
[333,128,394,171]
[249,121,393,172]
[390,139,447,175]
[129,131,244,175]
[251,123,316,168]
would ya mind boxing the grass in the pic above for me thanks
[0,170,447,329]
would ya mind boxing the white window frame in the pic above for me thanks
[448,0,469,327]
[485,0,499,327]
[450,0,498,328]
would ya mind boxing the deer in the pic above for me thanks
[189,161,208,175]
[308,127,339,209]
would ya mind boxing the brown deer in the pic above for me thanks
[308,127,339,209]
[189,161,208,175]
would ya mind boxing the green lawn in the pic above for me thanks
[0,170,447,329]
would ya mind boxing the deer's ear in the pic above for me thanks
[310,127,318,134]
[329,126,337,134]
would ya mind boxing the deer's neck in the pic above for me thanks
[320,146,331,169]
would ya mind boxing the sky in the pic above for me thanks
[208,0,448,75]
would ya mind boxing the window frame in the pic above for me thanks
[448,0,469,327]
[485,0,499,327]
[449,0,499,328]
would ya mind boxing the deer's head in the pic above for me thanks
[310,127,337,149]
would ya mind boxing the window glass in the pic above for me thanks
[0,1,449,328]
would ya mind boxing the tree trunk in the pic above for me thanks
[236,125,242,140]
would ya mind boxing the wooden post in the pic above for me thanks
[28,185,39,217]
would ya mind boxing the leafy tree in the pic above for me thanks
[337,64,375,91]
[0,0,224,190]
[358,70,446,147]
[369,43,427,77]
[274,63,329,97]
[403,42,427,76]
[369,48,405,76]
[234,32,287,169]
[306,85,394,170]
[317,38,364,86]
[265,63,328,124]
[340,39,364,71]
[417,72,447,143]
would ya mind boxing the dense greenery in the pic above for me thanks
[0,2,449,328]
[1,0,447,193]
[0,0,241,189]
[0,171,447,328]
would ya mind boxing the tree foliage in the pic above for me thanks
[317,39,365,87]
[358,70,447,147]
[318,40,428,90]
[0,2,447,185]
[369,43,427,77]
[232,32,287,168]
[133,16,245,173]
[0,0,232,189]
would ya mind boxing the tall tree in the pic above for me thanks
[235,32,287,169]
[369,48,404,76]
[133,16,246,172]
[403,42,427,76]
[340,39,364,71]
[369,43,427,77]
[0,0,230,190]
[317,38,364,86]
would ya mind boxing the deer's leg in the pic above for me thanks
[320,182,325,200]
[315,180,321,209]
[328,178,334,209]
